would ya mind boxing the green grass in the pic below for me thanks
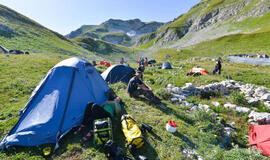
[1,48,270,159]
[0,4,93,57]
[186,30,270,57]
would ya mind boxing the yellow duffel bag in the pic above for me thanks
[121,114,144,149]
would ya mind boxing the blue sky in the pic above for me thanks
[0,0,200,35]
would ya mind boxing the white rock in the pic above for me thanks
[211,101,220,107]
[224,127,235,135]
[235,106,251,114]
[249,111,270,121]
[172,87,180,94]
[254,87,268,97]
[198,156,204,160]
[167,84,173,89]
[264,102,270,108]
[171,98,179,103]
[224,103,237,109]
[261,94,270,101]
[211,112,218,119]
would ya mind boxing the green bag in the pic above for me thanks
[93,118,113,145]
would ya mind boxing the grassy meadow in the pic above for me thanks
[0,52,269,159]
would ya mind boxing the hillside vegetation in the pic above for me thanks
[137,0,270,49]
[72,37,138,60]
[0,5,93,57]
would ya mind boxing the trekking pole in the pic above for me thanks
[210,134,231,160]
[173,70,175,87]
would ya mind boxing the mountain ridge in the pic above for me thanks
[66,18,164,46]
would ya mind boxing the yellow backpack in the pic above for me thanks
[121,114,144,149]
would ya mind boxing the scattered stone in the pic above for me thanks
[211,112,218,119]
[9,98,18,103]
[224,127,235,135]
[170,97,179,103]
[264,102,270,108]
[261,94,270,101]
[249,111,270,122]
[182,148,198,159]
[224,103,237,109]
[211,101,220,107]
[167,84,173,89]
[235,106,251,114]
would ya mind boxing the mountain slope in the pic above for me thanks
[137,0,270,49]
[72,37,132,55]
[0,4,92,56]
[66,19,164,46]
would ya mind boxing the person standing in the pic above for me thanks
[144,57,148,67]
[138,57,141,66]
[120,57,125,64]
[213,57,222,75]
[141,57,145,66]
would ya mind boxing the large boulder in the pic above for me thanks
[249,111,270,122]
[260,94,270,101]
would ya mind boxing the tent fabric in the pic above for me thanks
[248,125,270,157]
[162,62,172,69]
[257,141,270,157]
[248,125,270,145]
[0,45,9,53]
[190,67,209,75]
[99,61,111,67]
[101,64,135,84]
[0,57,110,149]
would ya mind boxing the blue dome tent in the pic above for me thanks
[0,57,110,150]
[162,62,172,69]
[101,64,135,84]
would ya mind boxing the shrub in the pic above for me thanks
[186,96,199,105]
[231,92,247,106]
[221,147,268,160]
[154,88,171,100]
[200,91,217,100]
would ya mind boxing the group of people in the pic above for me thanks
[75,57,161,141]
[138,57,148,67]
[76,56,222,141]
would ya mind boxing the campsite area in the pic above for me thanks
[0,51,270,159]
[1,0,270,159]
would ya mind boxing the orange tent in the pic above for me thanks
[190,67,209,75]
[99,61,111,67]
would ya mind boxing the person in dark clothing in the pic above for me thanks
[136,65,145,80]
[92,60,97,66]
[137,65,145,73]
[74,97,122,141]
[127,71,161,104]
[213,57,222,75]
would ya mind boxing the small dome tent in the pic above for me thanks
[101,64,135,84]
[162,62,172,69]
[0,57,110,150]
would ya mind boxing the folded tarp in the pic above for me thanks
[248,125,270,157]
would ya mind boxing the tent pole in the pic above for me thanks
[55,68,76,150]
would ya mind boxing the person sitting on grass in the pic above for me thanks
[127,71,161,105]
[74,97,122,141]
